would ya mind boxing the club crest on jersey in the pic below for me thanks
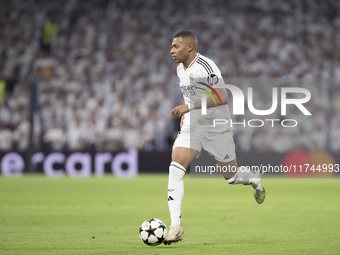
[190,73,194,81]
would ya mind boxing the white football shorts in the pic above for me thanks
[173,129,236,163]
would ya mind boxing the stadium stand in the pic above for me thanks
[0,0,339,152]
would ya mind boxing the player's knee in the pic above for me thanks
[172,160,189,170]
[171,155,189,170]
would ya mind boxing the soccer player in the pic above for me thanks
[163,31,266,245]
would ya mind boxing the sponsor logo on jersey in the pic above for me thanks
[180,85,197,97]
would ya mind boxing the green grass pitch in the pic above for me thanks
[0,175,339,254]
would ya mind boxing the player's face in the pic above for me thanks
[170,37,189,64]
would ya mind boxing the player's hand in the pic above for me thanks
[180,115,185,129]
[172,104,189,117]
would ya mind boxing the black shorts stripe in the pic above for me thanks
[170,163,186,172]
[198,57,213,73]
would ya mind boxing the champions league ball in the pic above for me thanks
[139,218,167,246]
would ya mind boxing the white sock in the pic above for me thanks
[167,161,186,228]
[227,166,259,188]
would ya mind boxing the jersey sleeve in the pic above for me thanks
[197,59,224,87]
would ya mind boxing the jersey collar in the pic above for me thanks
[188,53,200,69]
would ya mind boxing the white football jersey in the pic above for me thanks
[177,53,232,133]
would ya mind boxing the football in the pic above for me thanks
[139,218,167,246]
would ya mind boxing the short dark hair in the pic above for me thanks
[174,30,198,50]
[174,30,196,39]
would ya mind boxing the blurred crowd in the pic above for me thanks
[1,0,340,153]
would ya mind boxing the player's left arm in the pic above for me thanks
[171,88,227,117]
[193,87,228,108]
[172,67,228,117]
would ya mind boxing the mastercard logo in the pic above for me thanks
[283,150,335,176]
